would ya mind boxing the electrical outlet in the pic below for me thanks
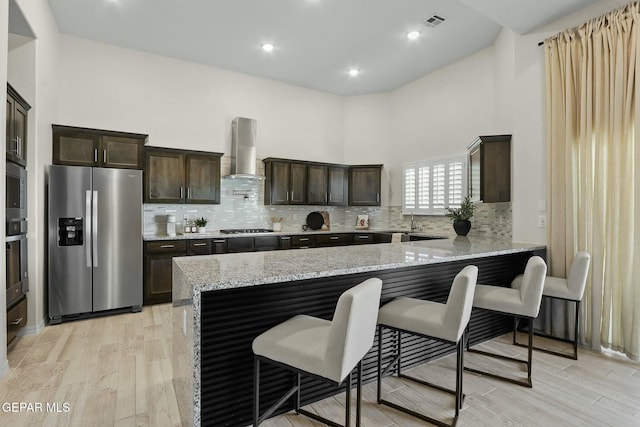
[538,215,547,228]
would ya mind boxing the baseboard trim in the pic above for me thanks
[0,359,9,378]
[18,318,46,336]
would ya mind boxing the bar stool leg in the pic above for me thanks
[574,301,580,359]
[356,361,362,426]
[253,357,260,426]
[345,370,352,427]
[397,330,402,376]
[377,325,383,404]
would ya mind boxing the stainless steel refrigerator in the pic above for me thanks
[48,165,142,323]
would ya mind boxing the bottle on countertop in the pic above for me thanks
[183,216,190,233]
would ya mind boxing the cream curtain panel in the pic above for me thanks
[545,2,640,361]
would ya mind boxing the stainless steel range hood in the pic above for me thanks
[226,117,264,180]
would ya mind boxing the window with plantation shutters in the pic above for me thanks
[402,155,467,215]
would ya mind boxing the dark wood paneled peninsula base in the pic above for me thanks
[172,238,545,426]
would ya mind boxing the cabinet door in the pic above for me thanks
[145,149,185,203]
[349,166,382,206]
[289,162,307,204]
[53,130,100,167]
[185,154,221,204]
[307,164,328,205]
[268,161,290,205]
[328,166,347,206]
[101,135,144,169]
[13,102,27,166]
[143,253,175,305]
[5,96,12,158]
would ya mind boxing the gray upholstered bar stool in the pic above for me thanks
[252,278,382,427]
[465,256,546,388]
[511,251,590,359]
[376,265,478,427]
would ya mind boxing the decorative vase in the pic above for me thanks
[198,226,207,234]
[453,220,471,236]
[272,222,282,232]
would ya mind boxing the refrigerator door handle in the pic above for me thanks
[93,190,99,267]
[86,190,92,268]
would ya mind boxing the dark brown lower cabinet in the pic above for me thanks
[144,240,187,305]
[7,297,27,345]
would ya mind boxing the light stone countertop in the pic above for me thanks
[173,236,545,294]
[143,228,429,241]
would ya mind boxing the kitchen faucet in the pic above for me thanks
[410,213,417,231]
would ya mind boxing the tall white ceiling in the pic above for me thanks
[41,0,601,95]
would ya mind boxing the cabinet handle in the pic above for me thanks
[10,317,23,325]
[330,236,339,240]
[329,193,332,203]
[299,238,309,242]
[103,150,107,163]
[188,188,192,199]
[160,244,175,248]
[286,191,290,202]
[325,193,328,203]
[193,243,207,247]
[376,193,380,203]
[94,149,98,163]
[180,187,184,199]
[280,237,291,240]
[358,235,369,239]
[213,240,226,243]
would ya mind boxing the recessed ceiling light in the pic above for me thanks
[407,30,421,40]
[261,43,275,52]
[348,68,360,77]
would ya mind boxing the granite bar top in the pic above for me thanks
[173,236,545,294]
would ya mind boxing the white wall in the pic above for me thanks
[6,0,59,339]
[376,48,494,207]
[56,36,346,164]
[343,93,391,204]
[1,0,10,377]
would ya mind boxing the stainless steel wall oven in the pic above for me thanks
[6,161,27,235]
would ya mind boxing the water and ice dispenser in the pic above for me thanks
[58,218,83,246]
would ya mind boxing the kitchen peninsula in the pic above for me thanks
[172,237,545,426]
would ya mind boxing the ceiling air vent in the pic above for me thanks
[422,14,446,28]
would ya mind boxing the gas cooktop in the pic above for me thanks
[219,228,274,234]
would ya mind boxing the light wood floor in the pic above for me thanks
[1,304,638,427]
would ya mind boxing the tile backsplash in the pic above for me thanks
[144,159,512,239]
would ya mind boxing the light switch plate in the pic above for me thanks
[538,200,547,211]
[538,215,547,228]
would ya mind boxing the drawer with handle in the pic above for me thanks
[145,240,187,253]
[352,233,374,244]
[315,233,352,247]
[7,296,27,345]
[188,239,212,255]
[291,235,315,249]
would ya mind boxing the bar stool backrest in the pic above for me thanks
[326,278,383,382]
[518,256,547,318]
[567,251,591,300]
[443,265,479,343]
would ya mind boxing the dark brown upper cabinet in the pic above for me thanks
[6,84,30,167]
[144,147,222,204]
[52,125,147,169]
[263,159,307,205]
[307,164,348,206]
[468,135,511,203]
[348,165,382,206]
[327,166,348,206]
[307,164,328,205]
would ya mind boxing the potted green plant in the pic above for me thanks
[194,217,209,233]
[444,196,475,236]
